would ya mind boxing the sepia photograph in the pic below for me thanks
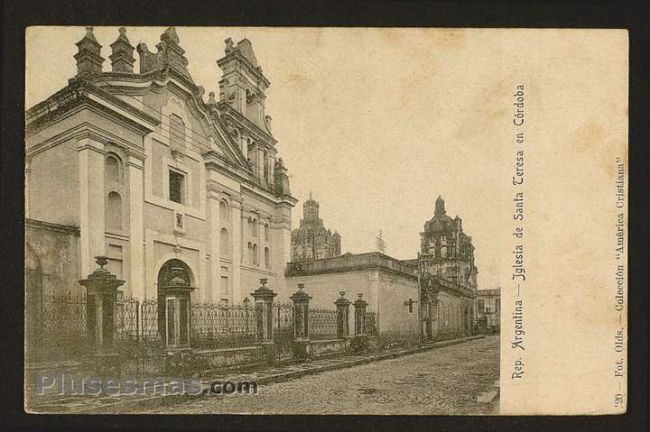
[23,26,626,416]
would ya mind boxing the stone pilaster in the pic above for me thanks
[78,138,105,277]
[208,192,222,303]
[127,154,145,300]
[231,198,243,303]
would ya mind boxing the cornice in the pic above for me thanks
[27,122,146,161]
[217,102,277,146]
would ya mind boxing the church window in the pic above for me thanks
[106,191,122,231]
[219,201,229,224]
[169,170,185,204]
[105,154,122,183]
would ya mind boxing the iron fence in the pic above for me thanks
[309,307,339,340]
[191,302,258,349]
[28,293,89,362]
[116,297,139,342]
[273,302,294,360]
[365,311,378,336]
[27,293,383,364]
[140,299,162,343]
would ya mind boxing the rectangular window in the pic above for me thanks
[478,300,485,313]
[495,299,500,313]
[169,170,185,204]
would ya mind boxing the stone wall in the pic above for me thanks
[25,219,82,297]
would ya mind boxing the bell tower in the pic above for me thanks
[217,38,271,131]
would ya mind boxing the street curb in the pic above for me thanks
[72,335,486,413]
[252,335,485,386]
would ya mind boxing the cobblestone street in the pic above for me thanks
[149,335,499,415]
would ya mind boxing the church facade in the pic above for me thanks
[291,194,341,261]
[418,196,478,339]
[25,27,297,304]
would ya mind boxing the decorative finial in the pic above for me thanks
[95,256,109,269]
[339,291,346,298]
[297,283,305,290]
[435,195,446,215]
[259,278,268,286]
[119,27,127,36]
[225,37,234,53]
[358,293,363,299]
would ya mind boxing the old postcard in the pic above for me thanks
[24,26,627,415]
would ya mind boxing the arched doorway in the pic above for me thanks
[25,244,43,361]
[157,259,195,348]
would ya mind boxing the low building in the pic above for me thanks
[475,288,500,332]
[286,252,419,337]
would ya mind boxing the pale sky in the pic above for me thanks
[26,26,514,289]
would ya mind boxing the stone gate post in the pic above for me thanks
[353,293,368,336]
[290,283,311,358]
[251,278,277,364]
[334,291,351,339]
[79,256,124,375]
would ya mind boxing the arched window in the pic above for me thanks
[220,228,230,257]
[105,155,122,183]
[264,224,270,241]
[247,242,254,265]
[247,218,253,237]
[106,191,122,230]
[264,247,270,268]
[219,201,229,224]
[253,244,259,266]
[253,219,259,237]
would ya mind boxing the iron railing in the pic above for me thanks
[309,307,338,339]
[273,302,294,360]
[28,293,89,362]
[191,302,258,349]
[365,311,378,336]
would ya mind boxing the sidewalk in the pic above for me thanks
[28,335,485,414]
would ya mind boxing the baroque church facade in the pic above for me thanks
[418,196,478,339]
[291,194,341,261]
[25,27,297,304]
